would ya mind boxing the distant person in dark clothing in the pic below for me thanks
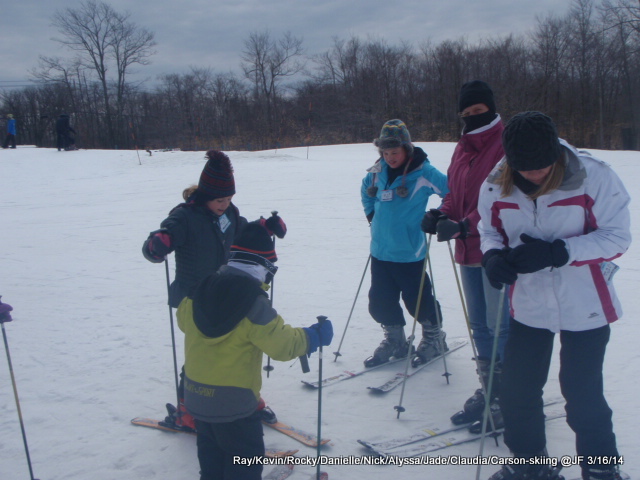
[56,114,77,151]
[2,114,17,149]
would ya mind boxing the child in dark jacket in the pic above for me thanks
[142,150,287,430]
[178,223,333,480]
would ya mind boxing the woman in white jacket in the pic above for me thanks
[477,112,630,480]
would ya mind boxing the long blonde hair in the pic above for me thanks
[496,157,565,200]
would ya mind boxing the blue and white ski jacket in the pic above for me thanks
[361,147,448,263]
[478,140,631,332]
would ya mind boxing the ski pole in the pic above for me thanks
[476,285,508,480]
[394,235,432,419]
[333,254,371,362]
[164,258,181,410]
[0,301,40,480]
[425,238,451,384]
[264,233,276,377]
[315,315,327,480]
[446,241,499,436]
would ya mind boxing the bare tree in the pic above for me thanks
[49,0,156,147]
[241,30,305,147]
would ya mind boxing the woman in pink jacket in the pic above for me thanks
[421,81,509,429]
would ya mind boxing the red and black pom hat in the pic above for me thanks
[196,150,236,203]
[229,223,278,275]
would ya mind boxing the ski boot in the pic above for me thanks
[488,450,564,479]
[257,397,278,424]
[582,465,628,480]
[451,358,502,425]
[364,325,410,368]
[468,398,504,433]
[163,400,196,432]
[411,324,447,367]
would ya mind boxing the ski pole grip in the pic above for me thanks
[299,353,310,373]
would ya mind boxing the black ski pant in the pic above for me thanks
[501,319,618,467]
[194,410,265,480]
[2,133,16,148]
[368,256,442,328]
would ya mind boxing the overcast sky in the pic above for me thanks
[1,0,572,91]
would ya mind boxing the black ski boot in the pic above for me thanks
[488,450,564,479]
[468,398,504,433]
[581,465,628,480]
[364,325,410,368]
[411,324,447,367]
[450,358,501,425]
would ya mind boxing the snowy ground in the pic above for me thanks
[0,142,638,480]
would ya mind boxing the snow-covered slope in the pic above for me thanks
[0,143,638,479]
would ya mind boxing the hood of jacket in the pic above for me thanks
[191,266,268,338]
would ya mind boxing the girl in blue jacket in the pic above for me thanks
[361,119,449,367]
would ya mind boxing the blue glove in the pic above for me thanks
[0,296,14,323]
[303,319,334,354]
[436,217,469,242]
[507,234,569,273]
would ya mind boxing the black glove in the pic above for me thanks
[0,296,13,323]
[366,211,374,224]
[482,249,518,289]
[261,213,287,239]
[421,209,445,234]
[436,217,469,242]
[142,229,172,263]
[507,234,569,274]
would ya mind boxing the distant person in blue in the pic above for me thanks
[361,119,449,368]
[56,114,77,151]
[2,114,16,149]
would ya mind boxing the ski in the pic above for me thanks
[301,356,406,389]
[130,417,299,457]
[263,420,331,447]
[368,408,566,457]
[367,337,468,393]
[264,464,294,480]
[358,398,564,452]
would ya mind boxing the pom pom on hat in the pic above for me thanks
[502,111,563,172]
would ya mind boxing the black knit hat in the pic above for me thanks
[373,119,413,152]
[502,111,563,172]
[197,150,236,202]
[229,223,278,275]
[458,80,496,114]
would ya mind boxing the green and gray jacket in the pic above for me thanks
[177,265,309,423]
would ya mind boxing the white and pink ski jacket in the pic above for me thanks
[478,140,631,332]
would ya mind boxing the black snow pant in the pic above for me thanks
[2,133,16,148]
[194,410,265,480]
[368,256,442,328]
[500,319,618,468]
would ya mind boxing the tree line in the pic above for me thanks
[2,0,639,151]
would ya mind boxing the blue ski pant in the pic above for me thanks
[460,265,509,360]
[368,256,442,328]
